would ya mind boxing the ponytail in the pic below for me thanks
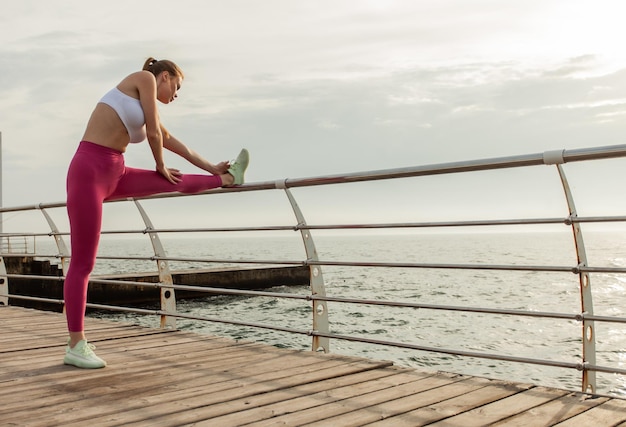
[142,57,184,79]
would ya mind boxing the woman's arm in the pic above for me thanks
[136,71,180,183]
[162,125,230,175]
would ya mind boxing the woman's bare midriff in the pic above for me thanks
[81,103,132,152]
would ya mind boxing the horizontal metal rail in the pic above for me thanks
[88,302,312,336]
[10,252,626,276]
[2,144,626,215]
[2,214,626,237]
[0,293,310,336]
[7,272,626,325]
[310,331,626,376]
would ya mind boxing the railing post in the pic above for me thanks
[556,164,597,393]
[133,200,177,328]
[39,207,70,275]
[0,254,7,306]
[37,206,71,314]
[282,187,330,353]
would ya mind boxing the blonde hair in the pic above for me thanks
[142,57,184,79]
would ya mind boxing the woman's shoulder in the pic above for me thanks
[120,70,155,86]
[117,71,156,97]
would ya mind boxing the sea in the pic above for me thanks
[46,230,626,397]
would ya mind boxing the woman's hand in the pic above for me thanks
[210,161,230,175]
[157,165,182,184]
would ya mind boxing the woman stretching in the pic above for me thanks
[63,57,249,368]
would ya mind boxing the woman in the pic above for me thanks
[63,57,249,368]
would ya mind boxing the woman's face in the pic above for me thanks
[157,71,182,104]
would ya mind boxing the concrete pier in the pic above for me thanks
[4,256,310,310]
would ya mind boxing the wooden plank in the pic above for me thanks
[0,345,281,423]
[2,305,626,427]
[1,307,166,353]
[0,337,277,397]
[0,326,170,353]
[0,340,271,402]
[428,386,570,426]
[151,369,404,426]
[23,360,389,426]
[280,377,526,427]
[489,393,610,426]
[152,369,441,427]
[552,398,626,426]
[3,326,390,427]
[101,359,389,426]
[239,373,477,427]
[72,363,402,427]
[351,378,531,426]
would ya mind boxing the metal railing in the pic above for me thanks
[0,235,32,254]
[2,144,626,396]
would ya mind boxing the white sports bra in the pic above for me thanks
[99,87,147,143]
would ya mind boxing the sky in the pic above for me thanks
[2,0,626,236]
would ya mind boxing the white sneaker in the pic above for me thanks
[64,340,107,369]
[227,148,249,185]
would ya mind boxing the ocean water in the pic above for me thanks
[79,231,626,397]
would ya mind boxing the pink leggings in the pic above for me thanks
[64,141,223,332]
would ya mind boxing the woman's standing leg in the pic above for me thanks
[63,142,123,368]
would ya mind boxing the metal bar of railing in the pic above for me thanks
[12,252,626,275]
[83,301,312,336]
[7,274,626,326]
[2,215,626,241]
[2,144,626,215]
[5,274,64,282]
[98,255,303,265]
[272,144,626,188]
[310,330,626,376]
[308,260,579,272]
[0,293,64,305]
[309,294,626,324]
[0,292,307,337]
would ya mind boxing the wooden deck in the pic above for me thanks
[2,306,626,427]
